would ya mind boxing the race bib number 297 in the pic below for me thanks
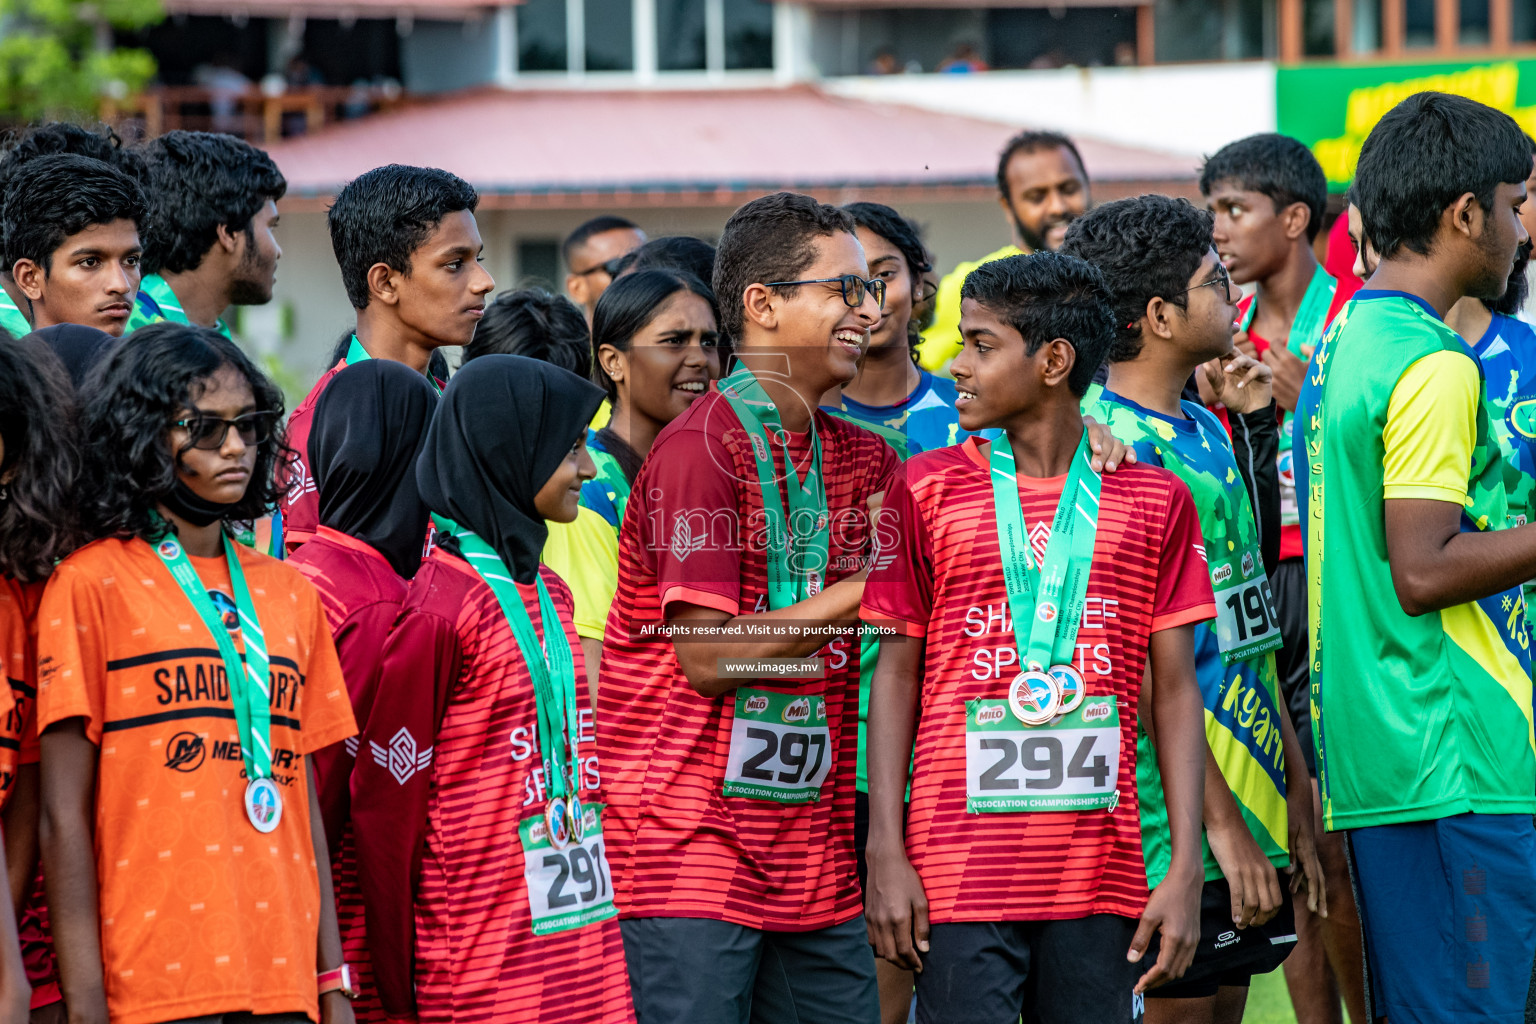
[724,688,831,804]
[965,698,1121,813]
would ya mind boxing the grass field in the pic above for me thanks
[1245,969,1302,1024]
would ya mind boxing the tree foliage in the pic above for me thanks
[0,0,163,121]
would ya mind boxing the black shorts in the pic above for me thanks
[620,915,879,1024]
[913,916,1141,1024]
[1143,873,1298,999]
[1271,557,1314,775]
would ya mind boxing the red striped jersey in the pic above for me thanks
[597,391,897,929]
[288,527,410,1024]
[279,360,345,554]
[378,548,632,1024]
[860,438,1215,922]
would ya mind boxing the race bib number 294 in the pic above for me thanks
[724,688,831,804]
[965,698,1121,813]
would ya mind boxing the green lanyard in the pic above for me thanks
[450,527,580,804]
[1240,266,1334,427]
[588,446,632,526]
[153,532,273,781]
[989,431,1101,672]
[719,367,830,610]
[346,334,442,395]
[1238,265,1334,355]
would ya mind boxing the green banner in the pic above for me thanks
[1277,59,1536,188]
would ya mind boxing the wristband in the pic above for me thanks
[318,964,357,1000]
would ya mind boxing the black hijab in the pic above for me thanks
[310,360,438,578]
[25,324,118,391]
[417,354,605,584]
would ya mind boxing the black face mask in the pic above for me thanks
[161,478,238,528]
[417,354,606,585]
[310,359,439,578]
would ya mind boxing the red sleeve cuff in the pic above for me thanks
[860,612,925,638]
[1150,602,1217,634]
[659,585,739,619]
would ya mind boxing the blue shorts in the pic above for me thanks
[1348,813,1536,1024]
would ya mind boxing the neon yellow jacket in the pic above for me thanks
[916,244,1022,373]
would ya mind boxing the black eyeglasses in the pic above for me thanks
[173,411,277,451]
[572,255,630,279]
[766,275,887,310]
[1173,262,1233,300]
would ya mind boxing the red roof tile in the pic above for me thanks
[261,85,1197,206]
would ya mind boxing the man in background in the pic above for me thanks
[917,130,1089,371]
[564,214,645,322]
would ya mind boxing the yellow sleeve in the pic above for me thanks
[916,262,971,373]
[916,245,1023,374]
[1382,350,1479,503]
[589,397,612,431]
[541,506,619,640]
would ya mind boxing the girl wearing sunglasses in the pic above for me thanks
[37,322,358,1024]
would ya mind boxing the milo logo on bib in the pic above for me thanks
[743,694,770,715]
[782,697,811,724]
[975,704,1007,727]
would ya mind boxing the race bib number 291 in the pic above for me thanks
[965,698,1121,813]
[518,804,617,936]
[724,688,831,804]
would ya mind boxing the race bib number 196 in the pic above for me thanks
[1212,566,1283,665]
[965,698,1121,813]
[518,804,617,936]
[724,688,831,804]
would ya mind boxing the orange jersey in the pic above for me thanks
[36,536,357,1024]
[0,576,32,795]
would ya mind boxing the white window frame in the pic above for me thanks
[497,0,776,80]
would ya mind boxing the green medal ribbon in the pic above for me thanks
[153,532,273,781]
[719,367,831,610]
[1238,265,1334,358]
[1240,266,1335,529]
[989,431,1101,672]
[450,527,580,803]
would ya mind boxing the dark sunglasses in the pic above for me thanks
[173,411,277,451]
[766,275,887,310]
[572,255,630,279]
